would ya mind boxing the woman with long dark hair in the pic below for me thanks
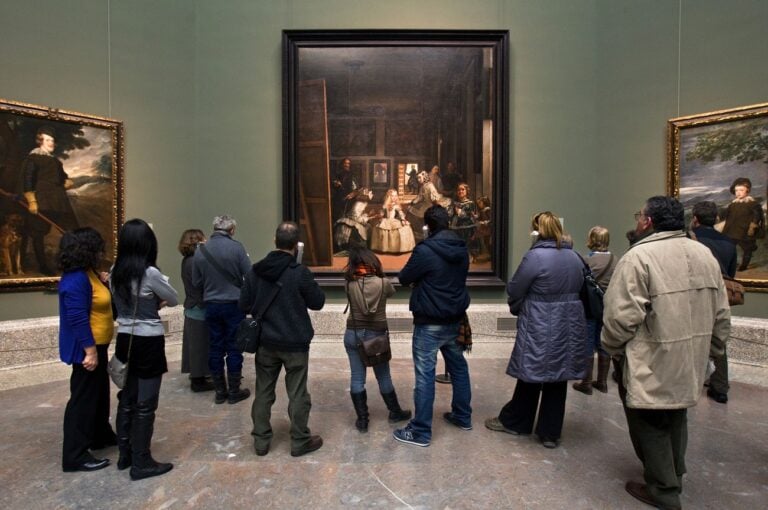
[110,219,178,480]
[58,227,114,472]
[343,247,410,432]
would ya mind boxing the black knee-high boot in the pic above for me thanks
[381,390,412,422]
[115,390,133,470]
[129,395,173,481]
[350,390,369,432]
[212,372,228,404]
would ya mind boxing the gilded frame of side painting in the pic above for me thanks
[282,29,510,286]
[0,98,125,291]
[668,102,768,291]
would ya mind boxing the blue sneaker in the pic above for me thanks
[393,426,430,447]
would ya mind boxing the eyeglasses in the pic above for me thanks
[634,211,647,221]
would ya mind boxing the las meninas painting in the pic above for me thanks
[283,30,509,286]
[669,103,768,289]
[0,99,124,290]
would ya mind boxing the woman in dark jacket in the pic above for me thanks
[178,229,214,392]
[485,211,586,448]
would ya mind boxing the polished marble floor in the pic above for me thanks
[0,358,766,509]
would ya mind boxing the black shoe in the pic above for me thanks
[254,443,270,456]
[63,457,110,472]
[443,412,472,430]
[190,377,215,393]
[291,435,323,457]
[130,460,174,481]
[707,388,728,404]
[227,372,251,404]
[625,481,681,509]
[540,436,559,449]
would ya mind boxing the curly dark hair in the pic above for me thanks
[645,196,684,232]
[178,229,205,257]
[57,228,105,272]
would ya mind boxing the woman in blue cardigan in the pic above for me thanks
[58,227,115,472]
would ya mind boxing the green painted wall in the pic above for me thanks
[596,0,768,317]
[0,0,766,320]
[0,0,197,319]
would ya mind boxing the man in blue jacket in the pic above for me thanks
[394,205,472,447]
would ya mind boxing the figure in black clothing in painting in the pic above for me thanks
[22,126,79,275]
[331,158,359,223]
[721,177,765,271]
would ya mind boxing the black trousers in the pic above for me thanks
[62,345,112,469]
[498,379,567,439]
[615,358,686,509]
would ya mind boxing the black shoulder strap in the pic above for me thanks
[250,265,290,320]
[199,244,242,288]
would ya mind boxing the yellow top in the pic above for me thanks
[87,271,114,345]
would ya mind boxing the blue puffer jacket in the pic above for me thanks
[506,239,587,382]
[398,229,470,324]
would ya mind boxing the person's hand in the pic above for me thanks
[64,178,75,190]
[98,271,109,284]
[24,192,38,214]
[83,346,98,371]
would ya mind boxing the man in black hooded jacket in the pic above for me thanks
[239,221,325,457]
[393,205,472,447]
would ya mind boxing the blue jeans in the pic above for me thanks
[409,323,472,442]
[205,301,245,375]
[343,329,395,394]
[587,319,607,356]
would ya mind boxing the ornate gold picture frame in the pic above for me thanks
[668,102,768,291]
[0,98,125,291]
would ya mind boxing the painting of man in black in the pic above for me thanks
[22,126,79,275]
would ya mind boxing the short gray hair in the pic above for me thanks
[213,215,237,232]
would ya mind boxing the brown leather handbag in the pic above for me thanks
[722,275,745,306]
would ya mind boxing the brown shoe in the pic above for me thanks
[625,481,681,509]
[291,435,323,457]
[625,481,657,507]
[572,380,593,395]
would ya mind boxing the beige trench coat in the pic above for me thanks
[601,231,731,409]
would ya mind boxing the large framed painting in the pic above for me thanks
[283,29,509,286]
[0,99,124,291]
[668,102,768,291]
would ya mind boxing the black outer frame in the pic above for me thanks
[282,29,510,287]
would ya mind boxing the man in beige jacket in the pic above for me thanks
[602,196,731,510]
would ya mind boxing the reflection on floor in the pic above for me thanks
[2,358,766,508]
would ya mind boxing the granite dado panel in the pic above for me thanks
[1,304,766,389]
